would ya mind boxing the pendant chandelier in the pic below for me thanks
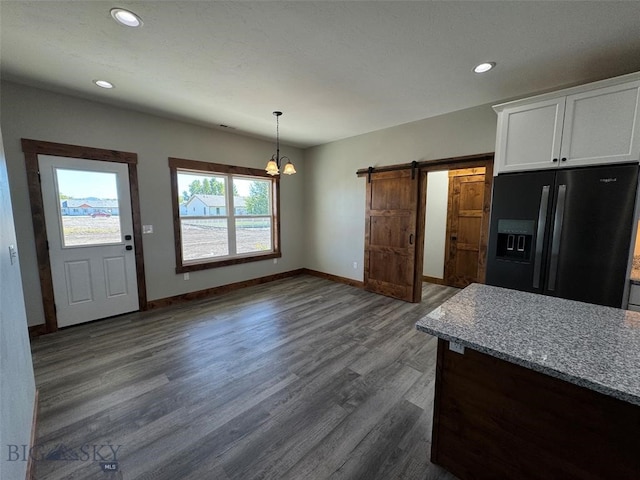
[265,111,296,176]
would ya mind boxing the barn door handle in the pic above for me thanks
[409,234,414,245]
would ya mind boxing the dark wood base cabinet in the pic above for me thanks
[431,339,640,480]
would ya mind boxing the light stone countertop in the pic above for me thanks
[416,283,640,406]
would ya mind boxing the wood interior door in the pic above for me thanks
[364,169,421,302]
[444,168,488,288]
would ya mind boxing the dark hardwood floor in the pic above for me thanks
[30,276,460,480]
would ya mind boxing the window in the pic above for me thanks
[169,158,280,272]
[55,168,122,246]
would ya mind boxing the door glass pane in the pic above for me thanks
[56,169,122,246]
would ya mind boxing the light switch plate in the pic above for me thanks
[143,225,153,234]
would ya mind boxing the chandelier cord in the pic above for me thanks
[276,114,280,166]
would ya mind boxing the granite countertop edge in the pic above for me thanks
[416,323,640,406]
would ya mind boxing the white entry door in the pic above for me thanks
[38,155,139,327]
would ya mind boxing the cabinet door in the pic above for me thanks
[560,81,640,167]
[494,98,565,174]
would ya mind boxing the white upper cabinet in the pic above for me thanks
[561,82,640,167]
[496,98,565,173]
[494,74,640,175]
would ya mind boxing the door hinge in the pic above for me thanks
[53,303,57,314]
[37,171,41,182]
[46,240,49,251]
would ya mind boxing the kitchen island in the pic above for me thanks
[416,283,640,480]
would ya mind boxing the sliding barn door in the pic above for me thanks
[364,169,420,302]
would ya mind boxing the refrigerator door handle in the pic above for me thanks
[548,184,567,291]
[532,185,550,289]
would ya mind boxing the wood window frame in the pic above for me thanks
[169,157,281,273]
[21,139,147,334]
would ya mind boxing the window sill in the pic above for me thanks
[175,251,282,273]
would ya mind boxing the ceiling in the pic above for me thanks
[2,1,640,148]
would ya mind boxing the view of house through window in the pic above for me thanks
[171,159,279,270]
[56,168,122,246]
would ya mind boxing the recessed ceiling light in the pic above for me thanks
[94,80,114,89]
[110,8,143,27]
[474,62,496,74]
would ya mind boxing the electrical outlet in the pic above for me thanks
[143,225,153,234]
[8,245,17,265]
[273,258,278,264]
[183,273,189,280]
[353,262,358,269]
[449,341,465,355]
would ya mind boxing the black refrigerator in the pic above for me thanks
[486,163,638,307]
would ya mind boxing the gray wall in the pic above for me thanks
[423,170,449,279]
[0,126,35,479]
[1,81,498,329]
[1,81,306,326]
[303,104,497,281]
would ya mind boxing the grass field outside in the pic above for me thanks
[60,216,272,260]
[180,217,272,260]
[61,216,122,246]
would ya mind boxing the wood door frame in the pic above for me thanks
[417,154,494,289]
[22,139,147,334]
